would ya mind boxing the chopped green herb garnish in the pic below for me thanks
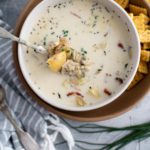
[62,30,69,37]
[43,36,48,46]
[81,48,87,55]
[125,63,128,68]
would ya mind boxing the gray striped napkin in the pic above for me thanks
[0,16,74,150]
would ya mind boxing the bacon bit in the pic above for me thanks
[67,92,74,97]
[115,77,124,84]
[70,11,82,19]
[67,92,84,97]
[118,43,124,49]
[104,88,112,96]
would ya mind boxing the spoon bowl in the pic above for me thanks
[0,85,41,150]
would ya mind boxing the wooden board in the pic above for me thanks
[13,0,150,122]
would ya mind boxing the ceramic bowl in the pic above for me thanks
[18,0,140,111]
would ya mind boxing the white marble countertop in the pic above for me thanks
[1,0,150,149]
[66,93,150,150]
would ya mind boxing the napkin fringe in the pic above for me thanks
[42,113,75,150]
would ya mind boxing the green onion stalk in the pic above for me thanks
[57,118,150,150]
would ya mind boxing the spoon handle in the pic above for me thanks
[0,27,46,54]
[0,27,19,41]
[1,102,40,150]
[0,86,41,150]
[0,27,34,48]
[2,106,23,132]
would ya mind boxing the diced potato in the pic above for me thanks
[141,50,150,62]
[88,87,100,98]
[76,96,86,106]
[47,51,67,72]
[138,61,149,74]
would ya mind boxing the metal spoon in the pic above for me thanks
[0,27,47,54]
[0,85,41,150]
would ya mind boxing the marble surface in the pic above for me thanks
[68,94,150,150]
[0,0,150,149]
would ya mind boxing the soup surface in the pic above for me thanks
[22,0,133,107]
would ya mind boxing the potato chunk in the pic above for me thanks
[88,87,100,98]
[47,51,67,72]
[76,96,86,106]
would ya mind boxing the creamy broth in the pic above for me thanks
[22,0,133,107]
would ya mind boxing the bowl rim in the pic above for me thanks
[18,0,141,112]
[13,0,150,122]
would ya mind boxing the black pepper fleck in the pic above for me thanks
[58,93,61,99]
[104,32,108,37]
[125,63,128,69]
[115,77,124,84]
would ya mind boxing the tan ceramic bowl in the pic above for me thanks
[13,0,150,121]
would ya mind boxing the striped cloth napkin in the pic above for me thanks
[0,12,75,150]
